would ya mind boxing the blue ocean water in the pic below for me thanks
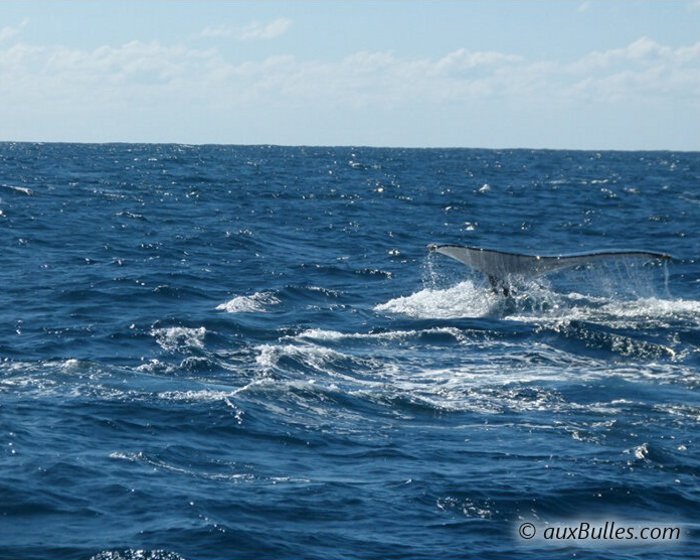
[1,143,699,560]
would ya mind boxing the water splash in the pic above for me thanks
[375,280,498,318]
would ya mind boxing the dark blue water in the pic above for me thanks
[1,143,699,560]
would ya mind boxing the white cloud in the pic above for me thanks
[566,37,700,101]
[199,25,234,39]
[574,37,671,71]
[0,19,27,43]
[577,1,593,13]
[198,18,292,41]
[2,36,699,109]
[435,49,522,74]
[239,18,292,40]
[0,40,228,111]
[0,34,698,145]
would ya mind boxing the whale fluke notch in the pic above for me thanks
[427,244,670,296]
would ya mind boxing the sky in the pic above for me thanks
[0,1,699,150]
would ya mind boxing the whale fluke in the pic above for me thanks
[428,244,670,296]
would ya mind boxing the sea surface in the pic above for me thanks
[1,143,699,560]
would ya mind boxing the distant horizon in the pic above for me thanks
[1,139,698,153]
[1,1,699,151]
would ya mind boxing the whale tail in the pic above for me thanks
[428,244,670,296]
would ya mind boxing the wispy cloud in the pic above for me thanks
[240,18,292,40]
[570,37,666,74]
[0,19,28,43]
[198,26,233,39]
[564,37,700,102]
[198,18,292,41]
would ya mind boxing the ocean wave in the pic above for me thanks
[361,360,698,416]
[91,550,187,560]
[5,144,699,560]
[254,342,383,381]
[135,358,177,374]
[1,184,34,196]
[108,451,309,485]
[216,291,280,313]
[586,296,700,328]
[286,326,471,344]
[151,326,206,352]
[509,294,700,329]
[242,331,696,416]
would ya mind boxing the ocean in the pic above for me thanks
[1,143,698,559]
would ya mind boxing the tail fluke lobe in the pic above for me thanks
[428,244,670,295]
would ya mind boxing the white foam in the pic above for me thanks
[151,326,206,352]
[109,450,143,462]
[90,550,187,560]
[598,297,700,323]
[287,326,471,344]
[365,357,697,414]
[60,358,81,370]
[136,358,176,374]
[254,342,375,377]
[374,280,496,319]
[633,442,649,460]
[156,389,237,402]
[510,295,700,330]
[251,324,698,415]
[1,184,34,196]
[108,451,255,483]
[216,291,280,313]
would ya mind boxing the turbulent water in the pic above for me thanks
[1,144,699,560]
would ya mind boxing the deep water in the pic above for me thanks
[1,143,699,560]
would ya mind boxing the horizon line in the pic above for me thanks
[1,139,697,154]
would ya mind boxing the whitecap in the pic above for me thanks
[287,326,470,344]
[1,184,34,196]
[634,443,650,460]
[60,358,81,370]
[624,442,651,462]
[151,326,206,352]
[157,389,236,402]
[216,291,280,313]
[136,358,176,374]
[254,342,355,374]
[89,550,191,560]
